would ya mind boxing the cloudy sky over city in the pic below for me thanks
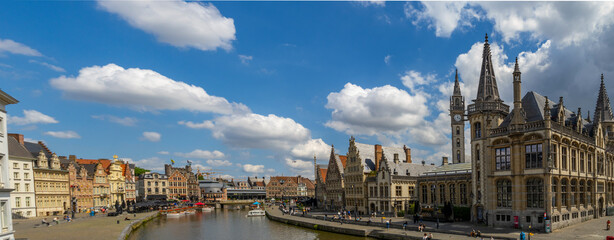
[2,1,614,179]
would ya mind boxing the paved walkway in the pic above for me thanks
[273,208,614,239]
[14,211,158,240]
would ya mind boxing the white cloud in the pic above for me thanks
[0,38,42,56]
[133,157,165,172]
[207,113,311,150]
[29,60,65,72]
[44,131,81,139]
[141,131,161,142]
[357,0,385,7]
[175,149,225,159]
[92,115,137,126]
[157,151,170,155]
[242,164,265,174]
[8,110,59,125]
[178,120,214,129]
[325,83,429,135]
[206,159,232,167]
[284,158,315,177]
[50,63,249,114]
[384,55,391,64]
[290,138,331,161]
[400,70,437,92]
[239,55,253,64]
[97,0,235,51]
[404,2,479,38]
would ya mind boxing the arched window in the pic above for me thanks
[496,179,512,208]
[421,185,428,203]
[474,122,482,138]
[460,183,467,205]
[526,178,544,208]
[439,184,446,204]
[580,180,585,205]
[430,184,437,204]
[571,179,577,206]
[456,138,461,147]
[457,150,461,163]
[449,184,456,205]
[476,145,481,162]
[561,179,568,207]
[587,180,593,205]
[455,98,460,106]
[456,127,460,135]
[552,178,558,207]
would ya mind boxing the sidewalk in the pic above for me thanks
[14,211,157,240]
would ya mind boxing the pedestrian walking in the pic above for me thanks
[403,221,408,231]
[386,219,390,229]
[436,218,439,229]
[427,233,433,240]
[608,220,611,230]
[422,233,428,240]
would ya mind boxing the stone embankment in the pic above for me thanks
[266,208,518,240]
[118,212,160,240]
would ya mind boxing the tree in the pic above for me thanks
[198,175,204,180]
[134,167,149,176]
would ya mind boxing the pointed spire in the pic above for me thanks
[475,34,501,101]
[453,69,462,96]
[594,74,614,122]
[514,57,520,73]
[544,96,551,120]
[587,110,591,122]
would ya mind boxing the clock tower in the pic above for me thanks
[450,69,466,163]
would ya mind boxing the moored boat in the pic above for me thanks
[166,212,184,218]
[247,209,265,217]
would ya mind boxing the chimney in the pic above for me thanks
[375,144,383,170]
[421,160,425,166]
[8,133,24,145]
[442,157,449,166]
[403,145,411,163]
[69,155,76,162]
[393,153,399,164]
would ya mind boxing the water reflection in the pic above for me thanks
[129,209,372,240]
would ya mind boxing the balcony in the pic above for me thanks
[467,101,509,115]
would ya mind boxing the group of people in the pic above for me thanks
[422,232,433,240]
[470,229,482,238]
[41,217,65,227]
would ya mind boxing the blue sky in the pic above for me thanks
[2,1,614,179]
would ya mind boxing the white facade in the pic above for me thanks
[0,90,18,240]
[8,154,35,218]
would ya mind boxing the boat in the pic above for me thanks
[166,212,184,218]
[202,207,214,212]
[247,209,265,217]
[185,210,196,215]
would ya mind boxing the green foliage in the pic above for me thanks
[198,175,204,180]
[453,206,471,221]
[407,203,415,215]
[397,210,405,217]
[314,224,319,230]
[134,167,149,176]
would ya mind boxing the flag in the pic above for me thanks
[171,159,175,165]
[187,160,193,165]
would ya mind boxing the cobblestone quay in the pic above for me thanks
[14,212,157,240]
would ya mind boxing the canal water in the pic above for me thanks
[128,209,373,240]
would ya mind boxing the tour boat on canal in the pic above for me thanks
[202,207,214,212]
[166,212,184,218]
[247,209,266,217]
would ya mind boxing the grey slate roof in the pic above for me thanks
[8,136,34,159]
[421,162,472,176]
[354,142,411,173]
[82,164,98,178]
[386,160,438,177]
[23,141,52,159]
[333,154,345,174]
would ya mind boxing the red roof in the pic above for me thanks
[76,159,112,172]
[339,155,348,168]
[319,168,327,182]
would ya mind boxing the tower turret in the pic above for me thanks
[450,69,466,163]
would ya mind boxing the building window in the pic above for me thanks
[474,122,481,138]
[525,144,543,169]
[457,150,461,163]
[496,179,512,208]
[23,164,28,169]
[14,183,19,191]
[396,186,402,197]
[25,197,30,207]
[588,153,593,173]
[551,144,557,168]
[552,178,558,207]
[430,185,436,204]
[460,183,467,205]
[449,184,456,205]
[439,184,445,204]
[526,178,544,208]
[15,197,21,208]
[421,185,427,203]
[456,127,460,135]
[587,181,592,204]
[562,147,568,170]
[13,172,19,180]
[13,163,18,169]
[571,149,577,171]
[561,179,568,207]
[456,138,460,147]
[496,147,511,170]
[570,179,577,206]
[580,152,585,173]
[579,180,585,205]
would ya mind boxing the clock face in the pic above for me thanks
[454,114,462,122]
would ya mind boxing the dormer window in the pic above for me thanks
[406,170,409,176]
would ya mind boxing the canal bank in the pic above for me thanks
[117,212,160,240]
[266,208,521,240]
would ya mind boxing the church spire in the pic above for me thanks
[453,69,462,96]
[475,33,501,102]
[594,73,614,122]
